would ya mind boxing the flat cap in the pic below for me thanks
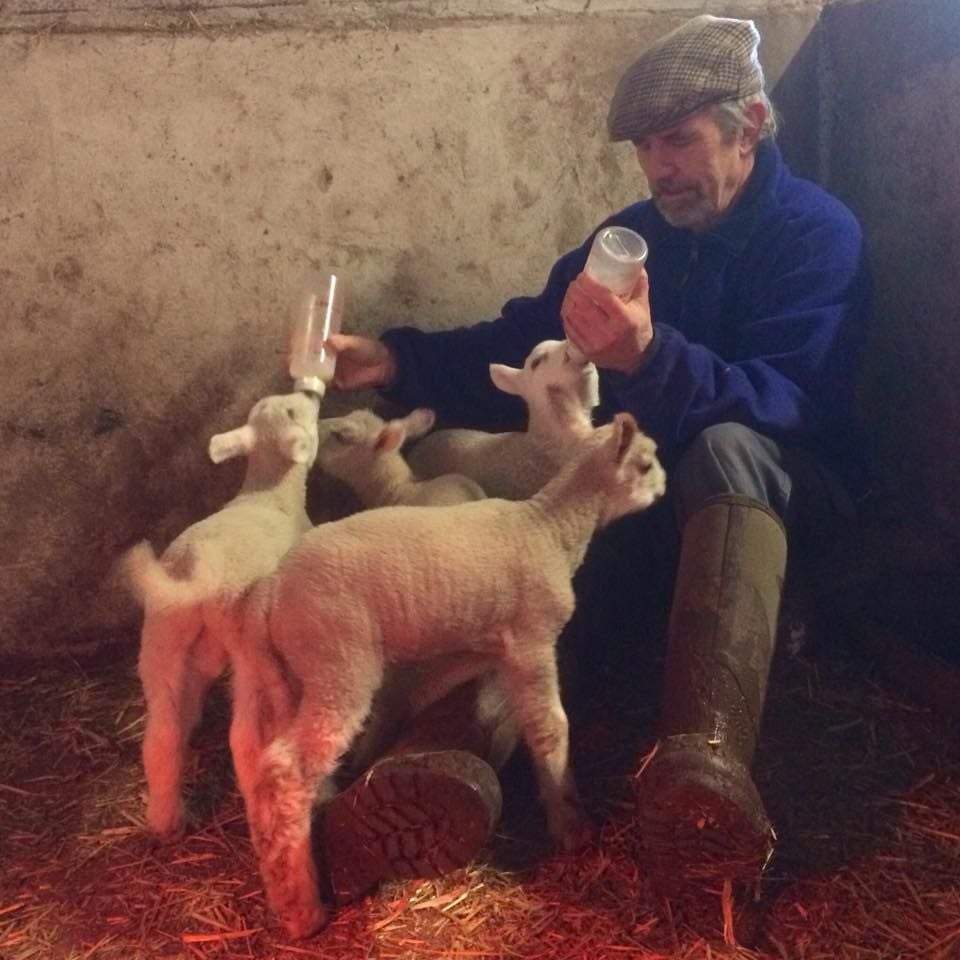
[607,15,764,143]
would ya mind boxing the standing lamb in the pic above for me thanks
[406,338,599,499]
[313,404,488,771]
[230,411,666,938]
[122,391,320,840]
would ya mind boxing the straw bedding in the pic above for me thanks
[1,628,958,960]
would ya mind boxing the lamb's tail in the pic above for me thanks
[122,540,218,611]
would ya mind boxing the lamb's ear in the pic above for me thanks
[489,362,523,396]
[330,417,365,445]
[400,408,436,440]
[208,424,256,464]
[375,421,407,454]
[611,412,638,464]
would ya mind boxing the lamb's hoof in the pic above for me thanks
[146,819,186,846]
[550,804,595,853]
[319,750,502,905]
[145,796,187,843]
[281,902,330,940]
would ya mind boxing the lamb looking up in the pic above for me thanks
[122,391,320,840]
[316,407,485,506]
[230,412,666,938]
[406,338,600,499]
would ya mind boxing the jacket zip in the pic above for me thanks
[678,239,700,288]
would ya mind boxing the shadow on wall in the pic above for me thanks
[764,0,960,701]
[821,0,960,540]
[801,0,960,689]
[770,16,824,185]
[775,0,960,534]
[2,342,271,661]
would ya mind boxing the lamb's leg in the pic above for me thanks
[247,709,366,939]
[229,649,298,814]
[247,737,331,939]
[229,665,267,815]
[499,638,590,850]
[141,696,187,839]
[138,612,215,839]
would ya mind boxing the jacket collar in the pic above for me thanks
[648,139,783,256]
[707,139,782,254]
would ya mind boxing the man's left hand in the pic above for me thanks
[561,269,654,374]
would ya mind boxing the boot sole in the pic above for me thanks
[320,750,502,905]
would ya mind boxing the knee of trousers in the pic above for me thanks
[670,423,791,527]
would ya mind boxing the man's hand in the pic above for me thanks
[560,269,654,374]
[326,333,398,391]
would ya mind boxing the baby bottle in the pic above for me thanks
[566,225,648,363]
[288,270,343,398]
[584,225,648,297]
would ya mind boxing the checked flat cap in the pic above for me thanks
[607,15,764,143]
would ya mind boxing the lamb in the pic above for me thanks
[122,391,321,840]
[406,338,600,499]
[313,404,488,770]
[316,407,485,507]
[229,411,666,938]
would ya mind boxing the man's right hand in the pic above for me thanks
[561,269,653,374]
[326,333,398,391]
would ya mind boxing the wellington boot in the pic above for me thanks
[320,677,513,904]
[635,494,787,890]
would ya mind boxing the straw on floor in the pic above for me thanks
[1,627,958,960]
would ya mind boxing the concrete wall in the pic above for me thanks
[823,0,960,536]
[0,1,831,656]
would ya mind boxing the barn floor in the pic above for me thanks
[1,626,958,960]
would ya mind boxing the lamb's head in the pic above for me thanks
[316,407,435,483]
[208,392,321,468]
[489,339,599,435]
[585,413,666,527]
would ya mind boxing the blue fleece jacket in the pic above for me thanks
[381,141,870,476]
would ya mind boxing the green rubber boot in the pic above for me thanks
[636,494,786,892]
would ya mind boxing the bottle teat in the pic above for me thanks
[565,341,586,365]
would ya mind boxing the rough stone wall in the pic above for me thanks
[823,0,960,534]
[1,4,824,657]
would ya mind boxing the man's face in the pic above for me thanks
[634,107,757,233]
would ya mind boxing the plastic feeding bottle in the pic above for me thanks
[288,271,343,399]
[566,225,649,363]
[584,225,648,297]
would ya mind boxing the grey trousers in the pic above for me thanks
[563,422,854,692]
[668,422,854,540]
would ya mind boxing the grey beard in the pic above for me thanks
[653,194,719,232]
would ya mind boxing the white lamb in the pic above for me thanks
[313,404,488,770]
[406,338,599,499]
[122,391,320,840]
[229,411,666,938]
[316,407,485,507]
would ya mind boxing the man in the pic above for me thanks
[320,14,870,900]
